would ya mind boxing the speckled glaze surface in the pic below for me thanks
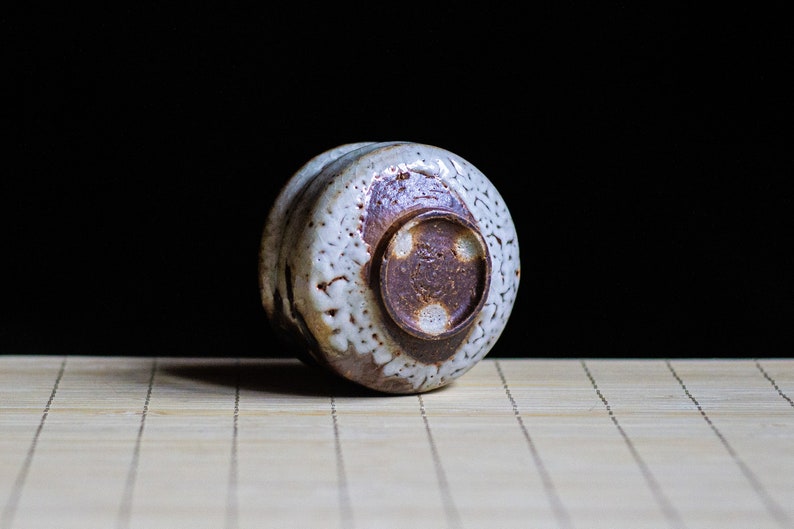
[259,142,520,394]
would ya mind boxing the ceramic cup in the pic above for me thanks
[259,141,520,393]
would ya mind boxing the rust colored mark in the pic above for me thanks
[358,169,491,364]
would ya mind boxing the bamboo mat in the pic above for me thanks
[1,356,792,529]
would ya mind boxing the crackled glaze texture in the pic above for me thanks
[259,142,520,394]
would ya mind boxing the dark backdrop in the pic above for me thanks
[3,5,792,359]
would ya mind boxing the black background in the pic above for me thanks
[3,5,792,359]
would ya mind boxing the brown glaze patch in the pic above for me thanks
[361,168,492,365]
[362,169,468,249]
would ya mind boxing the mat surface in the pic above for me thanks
[1,356,792,529]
